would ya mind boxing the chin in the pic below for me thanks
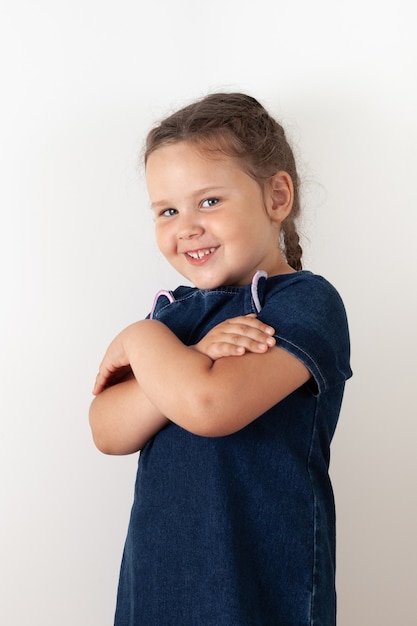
[189,275,224,290]
[193,280,221,290]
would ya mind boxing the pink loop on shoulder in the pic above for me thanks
[150,290,175,319]
[251,270,268,313]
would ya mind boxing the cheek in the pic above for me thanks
[155,226,173,255]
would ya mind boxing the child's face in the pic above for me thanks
[146,141,290,289]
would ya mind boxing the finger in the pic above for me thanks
[93,363,132,394]
[93,368,111,395]
[92,377,105,395]
[218,332,276,355]
[208,343,246,360]
[229,334,275,352]
[211,332,275,354]
[92,360,118,395]
[227,316,275,336]
[221,323,276,346]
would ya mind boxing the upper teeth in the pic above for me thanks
[187,248,216,259]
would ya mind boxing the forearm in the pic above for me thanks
[89,377,169,454]
[126,321,215,435]
[94,319,309,439]
[123,320,309,437]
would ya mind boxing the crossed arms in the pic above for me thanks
[89,315,310,454]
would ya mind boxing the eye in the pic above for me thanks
[160,208,178,217]
[201,198,219,208]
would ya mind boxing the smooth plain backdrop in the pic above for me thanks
[1,1,416,624]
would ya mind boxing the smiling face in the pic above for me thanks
[146,141,294,289]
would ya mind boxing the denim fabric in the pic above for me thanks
[114,271,352,626]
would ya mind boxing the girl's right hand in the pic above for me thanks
[192,314,276,361]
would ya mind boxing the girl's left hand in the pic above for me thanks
[93,325,136,396]
[193,314,276,361]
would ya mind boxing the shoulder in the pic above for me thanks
[259,271,352,393]
[263,271,349,326]
[266,270,345,304]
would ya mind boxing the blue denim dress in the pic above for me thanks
[114,271,352,626]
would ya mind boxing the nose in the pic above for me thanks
[177,212,204,240]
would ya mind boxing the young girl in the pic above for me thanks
[90,93,352,626]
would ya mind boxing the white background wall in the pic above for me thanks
[1,0,416,624]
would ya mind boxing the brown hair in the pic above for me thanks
[145,93,302,270]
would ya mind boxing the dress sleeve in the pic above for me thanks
[257,274,352,395]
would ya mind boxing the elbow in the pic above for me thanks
[89,402,141,455]
[89,425,141,455]
[171,396,240,438]
[184,419,241,438]
[191,424,236,438]
[91,433,113,455]
[89,403,109,453]
[193,418,243,438]
[89,415,116,455]
[89,426,116,455]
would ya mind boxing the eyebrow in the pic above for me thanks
[150,186,228,210]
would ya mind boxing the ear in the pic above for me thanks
[266,171,294,224]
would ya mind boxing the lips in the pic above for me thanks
[185,247,217,260]
[182,246,220,267]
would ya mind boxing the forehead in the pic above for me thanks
[146,140,236,170]
[145,141,248,192]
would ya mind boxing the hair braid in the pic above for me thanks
[282,219,303,271]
